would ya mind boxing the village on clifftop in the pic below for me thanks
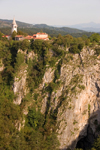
[2,18,49,41]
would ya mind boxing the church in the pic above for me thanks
[2,18,18,40]
[11,17,17,34]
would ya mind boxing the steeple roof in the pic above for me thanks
[12,17,17,25]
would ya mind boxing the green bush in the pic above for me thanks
[78,42,84,51]
[34,93,39,101]
[27,107,44,129]
[95,47,100,56]
[93,136,100,150]
[52,44,65,57]
[90,33,100,43]
[78,84,85,90]
[20,39,30,51]
[49,57,57,67]
[15,52,24,70]
[31,39,43,56]
[69,45,80,54]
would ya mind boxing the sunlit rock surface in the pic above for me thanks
[13,47,100,149]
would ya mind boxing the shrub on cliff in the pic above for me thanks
[15,52,24,70]
[95,47,100,56]
[20,39,30,51]
[92,136,100,150]
[90,33,100,43]
[69,44,80,54]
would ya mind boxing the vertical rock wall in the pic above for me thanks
[13,48,100,149]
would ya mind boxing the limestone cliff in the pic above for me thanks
[13,50,36,105]
[40,47,100,149]
[13,65,28,105]
[13,47,100,149]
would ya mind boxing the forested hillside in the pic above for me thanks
[0,32,100,149]
[0,19,33,28]
[0,27,93,38]
[0,19,94,37]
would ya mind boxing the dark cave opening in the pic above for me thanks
[76,126,95,150]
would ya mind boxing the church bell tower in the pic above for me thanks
[11,18,17,34]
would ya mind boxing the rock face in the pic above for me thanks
[13,47,100,149]
[0,65,4,72]
[58,50,100,149]
[13,50,36,105]
[40,48,100,149]
[13,66,28,105]
[43,67,55,84]
[0,59,4,72]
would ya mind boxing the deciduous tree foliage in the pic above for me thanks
[90,33,100,43]
[12,31,17,40]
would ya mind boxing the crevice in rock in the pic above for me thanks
[76,125,95,150]
[95,82,100,97]
[79,53,84,68]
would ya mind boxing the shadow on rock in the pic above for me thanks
[61,109,100,150]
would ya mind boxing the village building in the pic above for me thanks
[24,35,34,40]
[15,35,34,41]
[33,32,49,40]
[15,35,24,41]
[2,18,49,41]
[2,35,11,40]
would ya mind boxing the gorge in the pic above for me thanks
[0,33,100,149]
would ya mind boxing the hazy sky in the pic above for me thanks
[0,0,100,25]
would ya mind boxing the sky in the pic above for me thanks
[0,0,100,26]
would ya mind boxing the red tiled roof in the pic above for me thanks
[25,36,33,40]
[2,35,10,37]
[33,37,48,40]
[33,33,48,36]
[25,35,33,38]
[33,34,36,37]
[15,35,24,38]
[36,32,47,35]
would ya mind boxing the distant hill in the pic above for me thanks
[0,19,33,28]
[32,24,85,34]
[0,19,85,33]
[0,19,94,37]
[69,22,100,32]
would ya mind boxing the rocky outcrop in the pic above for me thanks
[0,59,4,72]
[13,65,28,105]
[13,50,36,105]
[18,49,36,62]
[0,65,4,72]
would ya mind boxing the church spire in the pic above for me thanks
[12,17,17,25]
[11,17,17,34]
